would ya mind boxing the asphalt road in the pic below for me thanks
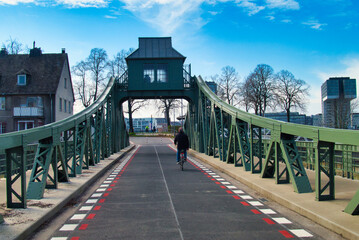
[44,137,326,240]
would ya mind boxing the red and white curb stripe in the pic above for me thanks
[188,157,314,239]
[50,146,141,240]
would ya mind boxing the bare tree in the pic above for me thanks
[2,37,23,54]
[253,64,275,116]
[242,72,261,115]
[157,99,180,126]
[72,61,94,107]
[125,98,148,133]
[87,48,108,101]
[215,66,240,106]
[107,48,134,78]
[274,70,309,122]
[238,80,253,112]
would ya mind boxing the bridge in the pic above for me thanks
[0,37,359,239]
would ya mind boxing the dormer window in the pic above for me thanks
[17,75,26,86]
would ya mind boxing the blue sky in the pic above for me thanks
[1,0,359,115]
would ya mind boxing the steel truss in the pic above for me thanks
[2,77,128,207]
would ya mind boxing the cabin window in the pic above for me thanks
[0,97,5,110]
[68,101,71,114]
[144,64,155,83]
[64,78,67,89]
[143,64,167,83]
[157,64,167,83]
[59,98,62,111]
[64,100,67,113]
[17,75,26,85]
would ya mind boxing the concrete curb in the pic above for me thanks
[189,150,358,240]
[14,145,135,240]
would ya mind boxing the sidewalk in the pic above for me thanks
[0,145,135,240]
[188,149,359,240]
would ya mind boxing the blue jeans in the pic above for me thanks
[177,150,187,162]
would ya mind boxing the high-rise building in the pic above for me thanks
[321,77,357,128]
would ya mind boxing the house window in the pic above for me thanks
[157,64,167,83]
[64,100,67,113]
[68,101,71,114]
[0,122,6,134]
[0,97,5,110]
[27,96,43,107]
[17,75,26,85]
[17,120,34,131]
[59,98,62,111]
[64,78,67,89]
[143,64,155,83]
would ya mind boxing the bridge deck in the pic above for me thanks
[0,137,357,239]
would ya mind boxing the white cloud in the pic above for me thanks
[0,0,36,5]
[281,19,292,23]
[265,0,299,10]
[105,15,117,19]
[266,15,275,20]
[235,0,265,16]
[302,19,327,30]
[120,0,206,35]
[56,0,110,8]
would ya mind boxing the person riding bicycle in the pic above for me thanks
[174,127,189,164]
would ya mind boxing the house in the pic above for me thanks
[0,44,74,133]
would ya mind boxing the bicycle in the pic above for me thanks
[179,150,186,171]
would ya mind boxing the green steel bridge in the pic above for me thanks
[1,38,359,225]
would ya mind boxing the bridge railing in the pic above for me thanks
[0,76,129,208]
[185,75,359,215]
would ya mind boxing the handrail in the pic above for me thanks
[196,75,359,145]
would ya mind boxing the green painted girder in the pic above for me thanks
[74,121,88,174]
[344,189,359,215]
[261,140,276,178]
[236,121,251,170]
[280,135,312,193]
[6,147,26,208]
[64,130,76,177]
[250,126,263,173]
[315,141,335,201]
[56,144,69,183]
[213,104,224,161]
[27,139,55,199]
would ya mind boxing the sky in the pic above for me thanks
[1,0,359,117]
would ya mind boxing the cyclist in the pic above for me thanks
[174,127,189,164]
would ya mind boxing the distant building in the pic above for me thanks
[0,45,74,133]
[265,112,312,125]
[350,113,359,129]
[321,77,357,128]
[205,81,217,94]
[312,114,323,127]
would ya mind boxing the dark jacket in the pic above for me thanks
[174,131,189,150]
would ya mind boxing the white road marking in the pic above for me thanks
[259,209,276,214]
[59,224,78,231]
[70,214,86,220]
[272,217,292,224]
[290,229,313,237]
[79,206,93,211]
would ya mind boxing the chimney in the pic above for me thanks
[62,48,66,54]
[29,41,42,57]
[0,48,8,57]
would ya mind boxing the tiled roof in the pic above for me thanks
[0,53,68,95]
[126,37,186,60]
